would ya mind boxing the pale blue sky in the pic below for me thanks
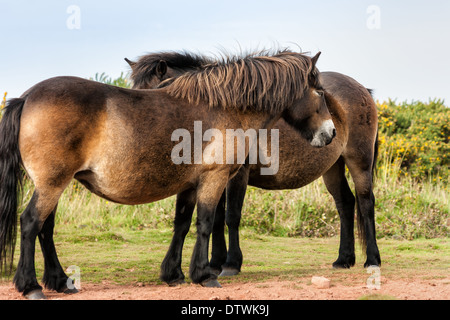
[1,0,449,105]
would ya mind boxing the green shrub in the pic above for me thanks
[377,99,450,180]
[90,72,131,88]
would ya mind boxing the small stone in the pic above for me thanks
[311,276,331,289]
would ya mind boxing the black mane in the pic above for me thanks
[129,51,212,88]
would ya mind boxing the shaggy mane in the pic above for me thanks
[163,50,316,114]
[130,51,213,89]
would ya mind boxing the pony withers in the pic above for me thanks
[126,51,379,285]
[0,49,335,299]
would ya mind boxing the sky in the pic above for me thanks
[1,0,449,105]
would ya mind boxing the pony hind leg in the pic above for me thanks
[13,193,43,298]
[13,188,64,299]
[13,174,71,299]
[38,209,77,294]
[322,157,356,268]
[345,158,381,267]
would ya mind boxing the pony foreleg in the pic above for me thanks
[209,190,227,275]
[220,165,249,277]
[322,158,356,268]
[160,188,196,286]
[38,210,77,294]
[189,173,229,288]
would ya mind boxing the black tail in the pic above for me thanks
[0,98,24,274]
[356,129,378,253]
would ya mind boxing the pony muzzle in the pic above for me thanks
[310,119,336,147]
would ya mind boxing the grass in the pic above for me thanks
[1,226,447,291]
[240,157,449,239]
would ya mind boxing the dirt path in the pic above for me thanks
[1,276,448,300]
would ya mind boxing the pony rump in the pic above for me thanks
[164,50,315,114]
[0,98,24,274]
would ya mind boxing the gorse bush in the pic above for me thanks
[377,99,450,181]
[1,92,6,109]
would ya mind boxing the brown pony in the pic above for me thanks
[126,51,379,285]
[0,50,335,299]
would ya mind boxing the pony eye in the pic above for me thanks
[315,90,324,97]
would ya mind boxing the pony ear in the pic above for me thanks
[124,58,136,68]
[311,51,321,68]
[156,60,168,78]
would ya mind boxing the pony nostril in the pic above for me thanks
[332,128,336,138]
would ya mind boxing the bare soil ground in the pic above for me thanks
[1,275,448,300]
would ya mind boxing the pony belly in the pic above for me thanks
[247,149,341,190]
[74,167,193,205]
[248,170,320,190]
[74,170,159,205]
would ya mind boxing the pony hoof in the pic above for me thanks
[364,262,381,268]
[332,256,355,269]
[210,268,221,276]
[57,283,79,294]
[332,262,352,269]
[219,267,240,277]
[25,289,47,300]
[168,279,186,287]
[201,279,222,288]
[364,257,381,268]
[64,287,79,294]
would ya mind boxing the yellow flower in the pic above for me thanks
[1,92,7,109]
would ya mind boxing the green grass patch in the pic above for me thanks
[2,226,447,289]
